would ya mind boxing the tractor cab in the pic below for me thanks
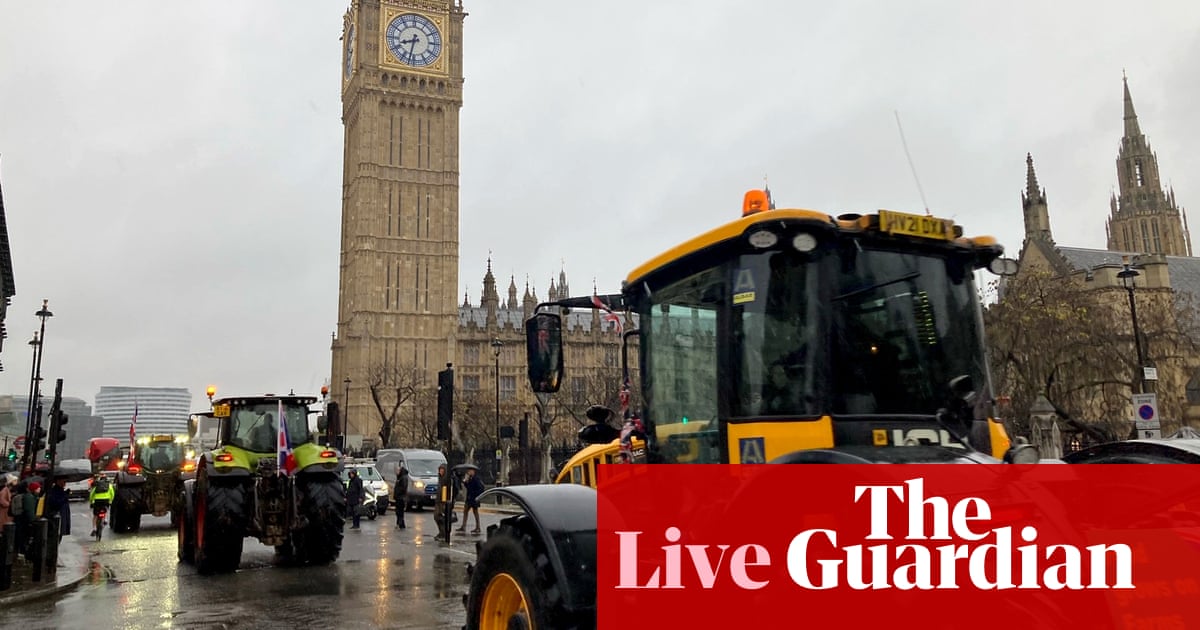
[527,191,1025,464]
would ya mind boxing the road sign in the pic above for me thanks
[1132,393,1160,430]
[495,449,502,460]
[1141,429,1163,439]
[1143,367,1159,381]
[14,436,25,450]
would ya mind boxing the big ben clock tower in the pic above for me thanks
[332,0,466,443]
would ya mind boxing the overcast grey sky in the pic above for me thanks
[0,1,1197,410]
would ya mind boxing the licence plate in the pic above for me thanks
[878,210,953,241]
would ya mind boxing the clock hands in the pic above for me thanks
[400,33,420,56]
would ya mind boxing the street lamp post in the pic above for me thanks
[343,377,352,452]
[1117,259,1147,393]
[22,332,39,465]
[491,338,503,485]
[22,300,53,471]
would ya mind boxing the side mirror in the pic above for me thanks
[987,257,1020,276]
[526,312,564,393]
[579,423,620,445]
[317,414,328,433]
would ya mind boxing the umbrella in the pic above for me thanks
[451,463,479,473]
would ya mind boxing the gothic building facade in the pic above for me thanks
[330,1,626,449]
[1013,76,1200,435]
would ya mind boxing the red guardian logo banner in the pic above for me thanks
[596,465,1200,629]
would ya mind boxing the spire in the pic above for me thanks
[1024,152,1041,201]
[558,263,569,298]
[1123,74,1142,139]
[462,288,470,308]
[482,254,499,324]
[507,275,518,309]
[1020,153,1052,243]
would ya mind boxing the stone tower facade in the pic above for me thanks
[331,0,467,437]
[1105,76,1192,256]
[1021,153,1053,243]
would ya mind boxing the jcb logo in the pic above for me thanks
[891,429,964,449]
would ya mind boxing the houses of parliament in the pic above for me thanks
[329,0,623,449]
[1016,75,1200,432]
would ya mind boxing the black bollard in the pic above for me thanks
[0,522,14,590]
[44,514,59,577]
[29,518,46,583]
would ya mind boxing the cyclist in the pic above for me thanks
[88,473,114,537]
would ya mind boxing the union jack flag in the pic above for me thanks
[277,400,296,476]
[128,402,138,464]
[591,294,622,334]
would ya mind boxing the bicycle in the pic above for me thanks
[92,503,108,542]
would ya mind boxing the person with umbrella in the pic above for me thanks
[456,464,484,535]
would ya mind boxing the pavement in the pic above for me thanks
[0,535,91,606]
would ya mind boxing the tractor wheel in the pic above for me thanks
[194,481,247,575]
[378,497,388,516]
[293,475,345,566]
[466,517,585,630]
[177,492,195,564]
[109,501,122,533]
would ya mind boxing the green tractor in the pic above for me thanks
[110,434,193,533]
[177,394,345,574]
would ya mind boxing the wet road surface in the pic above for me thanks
[0,500,506,629]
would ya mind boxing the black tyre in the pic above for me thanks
[292,475,345,566]
[378,497,388,515]
[114,486,143,533]
[194,481,247,575]
[177,492,195,564]
[465,517,589,630]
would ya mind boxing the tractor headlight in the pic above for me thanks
[413,480,425,489]
[380,482,389,494]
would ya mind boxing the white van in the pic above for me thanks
[376,448,447,510]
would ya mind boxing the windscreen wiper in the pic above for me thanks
[833,271,920,301]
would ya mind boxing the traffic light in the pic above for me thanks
[324,402,340,447]
[437,365,454,441]
[32,425,47,453]
[519,414,529,449]
[6,449,15,462]
[53,410,69,444]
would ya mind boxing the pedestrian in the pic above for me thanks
[46,478,71,540]
[11,480,28,555]
[434,463,450,542]
[457,468,484,535]
[0,474,14,529]
[394,466,409,529]
[21,481,41,559]
[346,469,364,530]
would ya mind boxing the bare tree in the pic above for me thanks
[365,362,425,448]
[985,269,1200,443]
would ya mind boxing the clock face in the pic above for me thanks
[344,24,356,78]
[385,13,442,67]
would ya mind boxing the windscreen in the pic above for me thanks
[229,402,309,453]
[136,441,185,471]
[830,247,986,415]
[406,459,442,477]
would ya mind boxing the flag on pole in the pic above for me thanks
[277,400,296,476]
[591,294,623,334]
[128,402,138,464]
